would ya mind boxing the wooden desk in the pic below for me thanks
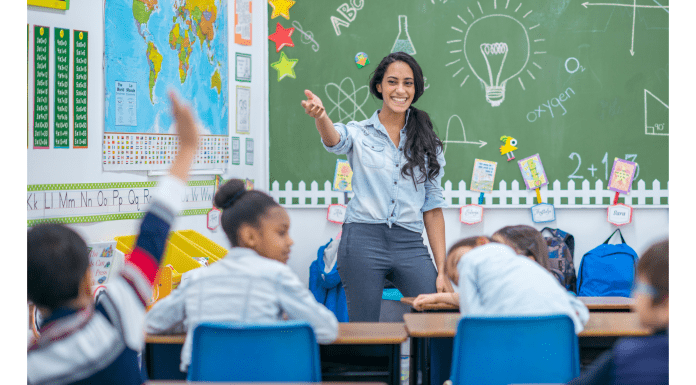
[579,296,634,311]
[145,323,407,385]
[403,312,651,385]
[332,322,407,344]
[401,296,635,312]
[145,323,407,346]
[403,312,650,338]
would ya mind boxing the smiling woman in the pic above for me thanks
[301,52,452,322]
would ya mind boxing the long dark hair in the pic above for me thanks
[492,225,550,269]
[369,52,443,186]
[214,179,280,247]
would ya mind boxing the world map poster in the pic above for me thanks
[104,0,230,170]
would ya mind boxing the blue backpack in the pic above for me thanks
[577,229,638,297]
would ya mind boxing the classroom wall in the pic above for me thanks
[28,1,669,289]
[27,0,269,246]
[285,207,668,286]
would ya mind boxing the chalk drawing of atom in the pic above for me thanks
[324,77,370,123]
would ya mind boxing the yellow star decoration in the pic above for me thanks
[271,51,298,81]
[268,0,296,20]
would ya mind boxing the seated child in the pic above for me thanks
[445,236,588,332]
[492,225,566,286]
[413,225,578,312]
[145,179,339,373]
[568,239,668,385]
[415,235,588,333]
[27,91,199,385]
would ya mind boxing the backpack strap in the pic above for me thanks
[603,229,626,244]
[540,227,556,237]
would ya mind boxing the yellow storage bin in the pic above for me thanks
[160,242,202,273]
[178,230,229,261]
[114,234,202,274]
[169,232,217,262]
[115,235,137,254]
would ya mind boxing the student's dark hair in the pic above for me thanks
[214,179,280,247]
[444,236,491,276]
[27,223,90,310]
[637,239,668,306]
[492,225,550,269]
[369,52,443,187]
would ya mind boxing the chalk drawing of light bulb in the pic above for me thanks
[391,15,416,55]
[464,15,529,107]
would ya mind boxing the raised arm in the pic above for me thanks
[301,90,340,147]
[122,90,199,304]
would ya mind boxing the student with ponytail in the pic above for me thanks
[301,52,451,322]
[146,179,338,373]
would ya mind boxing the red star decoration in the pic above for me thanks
[268,22,295,53]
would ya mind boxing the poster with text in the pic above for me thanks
[234,0,252,45]
[470,159,497,193]
[87,241,116,287]
[518,154,548,190]
[608,158,638,194]
[333,159,353,192]
[236,86,251,134]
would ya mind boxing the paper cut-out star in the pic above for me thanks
[268,0,295,20]
[270,51,298,81]
[268,22,295,52]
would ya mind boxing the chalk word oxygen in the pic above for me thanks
[331,0,365,36]
[526,88,575,123]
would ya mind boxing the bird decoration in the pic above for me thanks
[499,136,518,161]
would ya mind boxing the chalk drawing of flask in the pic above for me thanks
[391,15,416,55]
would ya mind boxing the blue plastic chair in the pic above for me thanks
[187,321,322,382]
[449,315,580,385]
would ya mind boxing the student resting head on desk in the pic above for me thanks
[27,90,200,385]
[568,239,669,385]
[413,235,589,334]
[145,178,339,373]
[413,226,576,309]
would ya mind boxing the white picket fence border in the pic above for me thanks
[270,179,668,209]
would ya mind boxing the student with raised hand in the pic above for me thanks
[301,51,451,322]
[27,90,199,385]
[145,178,339,373]
[568,240,669,385]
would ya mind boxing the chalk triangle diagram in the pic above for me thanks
[644,89,669,136]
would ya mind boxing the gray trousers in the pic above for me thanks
[337,223,438,322]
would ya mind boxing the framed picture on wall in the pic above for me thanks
[245,138,254,165]
[235,53,251,82]
[236,86,250,134]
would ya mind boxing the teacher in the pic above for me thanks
[301,52,452,322]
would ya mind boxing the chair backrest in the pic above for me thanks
[449,315,580,385]
[187,321,321,382]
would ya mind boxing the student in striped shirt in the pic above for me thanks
[27,91,199,385]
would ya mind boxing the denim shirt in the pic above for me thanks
[323,109,447,233]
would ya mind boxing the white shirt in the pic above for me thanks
[145,247,339,372]
[456,243,589,334]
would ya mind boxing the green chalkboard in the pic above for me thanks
[268,0,668,192]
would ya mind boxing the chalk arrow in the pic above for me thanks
[582,2,668,9]
[443,115,487,155]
